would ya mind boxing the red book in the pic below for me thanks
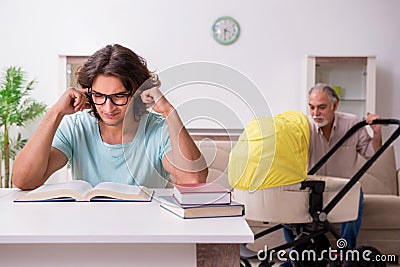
[173,183,231,205]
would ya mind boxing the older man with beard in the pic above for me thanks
[307,83,381,249]
[282,84,382,266]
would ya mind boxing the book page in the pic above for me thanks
[84,182,152,201]
[35,180,92,194]
[16,180,93,201]
[93,182,142,194]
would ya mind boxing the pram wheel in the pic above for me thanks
[259,261,275,267]
[240,258,252,267]
[292,233,331,267]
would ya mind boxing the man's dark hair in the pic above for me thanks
[77,44,152,121]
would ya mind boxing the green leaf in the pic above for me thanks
[0,66,47,184]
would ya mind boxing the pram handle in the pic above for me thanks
[308,119,400,215]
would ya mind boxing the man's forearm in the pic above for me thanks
[372,132,382,152]
[12,107,64,188]
[164,109,208,183]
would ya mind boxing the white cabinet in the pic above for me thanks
[305,56,376,119]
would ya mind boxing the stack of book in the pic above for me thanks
[159,183,245,219]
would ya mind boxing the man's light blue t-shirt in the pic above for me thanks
[52,110,172,188]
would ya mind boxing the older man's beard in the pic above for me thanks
[312,115,329,127]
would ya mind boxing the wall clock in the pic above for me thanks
[212,16,240,45]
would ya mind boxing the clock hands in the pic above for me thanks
[212,16,240,45]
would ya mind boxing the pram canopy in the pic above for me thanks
[228,110,310,190]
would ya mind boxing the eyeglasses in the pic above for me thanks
[87,88,131,106]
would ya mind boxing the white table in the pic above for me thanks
[0,189,253,267]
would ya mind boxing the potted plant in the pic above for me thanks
[0,66,47,188]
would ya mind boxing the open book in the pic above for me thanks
[15,180,154,202]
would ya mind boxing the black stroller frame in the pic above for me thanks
[241,119,400,267]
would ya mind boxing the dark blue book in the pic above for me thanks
[159,195,245,219]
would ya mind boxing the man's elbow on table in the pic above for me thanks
[12,169,40,191]
[170,167,208,185]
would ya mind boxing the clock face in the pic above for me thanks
[212,16,240,45]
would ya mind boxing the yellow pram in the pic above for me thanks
[229,111,400,267]
[229,110,310,191]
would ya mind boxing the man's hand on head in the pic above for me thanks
[140,87,174,117]
[55,88,91,116]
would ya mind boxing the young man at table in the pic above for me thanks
[13,44,208,190]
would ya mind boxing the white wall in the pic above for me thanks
[1,0,400,164]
